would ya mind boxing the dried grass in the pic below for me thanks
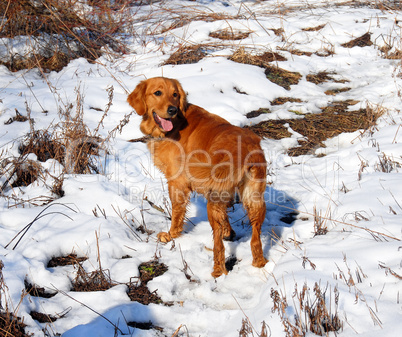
[341,32,373,48]
[0,85,113,205]
[271,283,342,336]
[229,47,287,67]
[302,24,326,32]
[245,120,292,140]
[161,12,237,33]
[72,263,116,292]
[306,72,337,85]
[163,44,208,65]
[0,261,30,337]
[265,65,302,90]
[0,0,134,72]
[47,253,88,268]
[380,46,402,60]
[246,102,383,156]
[272,97,303,106]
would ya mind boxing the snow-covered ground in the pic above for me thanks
[0,1,401,336]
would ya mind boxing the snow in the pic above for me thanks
[0,0,401,336]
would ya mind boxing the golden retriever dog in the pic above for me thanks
[128,77,267,277]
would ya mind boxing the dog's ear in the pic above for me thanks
[173,79,188,115]
[127,80,147,116]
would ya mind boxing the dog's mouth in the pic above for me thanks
[153,112,173,132]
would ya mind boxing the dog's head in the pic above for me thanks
[127,77,188,138]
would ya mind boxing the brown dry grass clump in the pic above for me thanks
[302,24,326,32]
[380,45,402,60]
[0,312,29,337]
[272,97,303,105]
[288,106,378,156]
[247,101,382,156]
[163,44,207,65]
[271,283,342,336]
[245,120,292,140]
[72,263,116,292]
[306,72,334,85]
[325,87,352,95]
[8,159,41,188]
[265,65,302,90]
[341,32,372,48]
[0,261,30,337]
[229,48,299,90]
[19,130,65,163]
[0,0,132,72]
[47,253,88,268]
[229,47,287,67]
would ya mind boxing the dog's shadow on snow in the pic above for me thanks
[186,186,299,265]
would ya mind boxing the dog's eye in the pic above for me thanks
[154,91,162,96]
[173,93,178,98]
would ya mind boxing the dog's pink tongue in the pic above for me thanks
[160,117,173,132]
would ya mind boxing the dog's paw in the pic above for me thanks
[157,231,172,243]
[211,265,228,278]
[252,257,268,268]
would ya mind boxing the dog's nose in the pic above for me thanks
[167,106,178,116]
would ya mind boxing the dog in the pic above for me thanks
[128,77,268,277]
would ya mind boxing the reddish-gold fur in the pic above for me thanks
[128,77,268,277]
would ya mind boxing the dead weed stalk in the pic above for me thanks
[0,85,115,206]
[71,232,116,292]
[0,260,30,337]
[271,282,342,336]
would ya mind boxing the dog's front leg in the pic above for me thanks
[157,183,190,243]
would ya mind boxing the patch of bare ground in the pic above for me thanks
[47,253,88,267]
[127,321,164,333]
[246,108,271,119]
[306,71,349,85]
[246,101,382,156]
[30,311,57,324]
[341,32,372,48]
[127,260,169,305]
[25,280,57,299]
